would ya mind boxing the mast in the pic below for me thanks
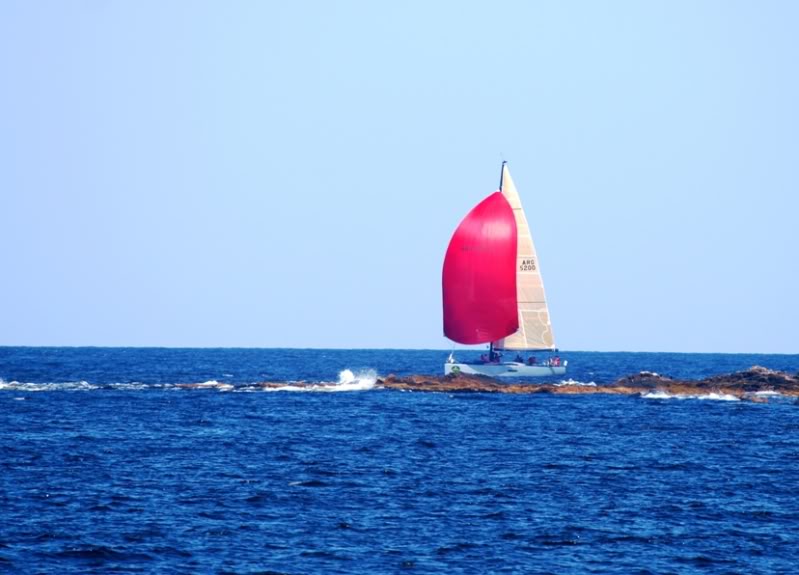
[489,160,506,363]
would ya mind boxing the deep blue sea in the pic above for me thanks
[2,348,799,574]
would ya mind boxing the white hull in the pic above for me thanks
[445,362,566,378]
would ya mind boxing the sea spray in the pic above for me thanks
[262,369,378,392]
[333,368,378,391]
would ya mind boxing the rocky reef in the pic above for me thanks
[610,366,799,395]
[377,366,799,401]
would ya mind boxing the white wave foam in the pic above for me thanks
[262,369,377,393]
[195,380,234,390]
[641,390,672,399]
[742,390,795,403]
[698,393,740,401]
[0,379,97,392]
[107,382,156,390]
[641,390,740,401]
[0,373,377,393]
[554,379,596,387]
[335,369,377,390]
[196,380,221,388]
[174,380,235,391]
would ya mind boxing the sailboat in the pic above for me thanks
[442,162,566,377]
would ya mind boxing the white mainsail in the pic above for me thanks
[492,163,556,351]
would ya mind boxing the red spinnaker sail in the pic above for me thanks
[442,191,518,344]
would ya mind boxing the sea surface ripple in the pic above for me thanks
[1,347,799,574]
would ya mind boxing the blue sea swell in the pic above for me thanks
[1,348,799,574]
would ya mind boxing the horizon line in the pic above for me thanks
[0,345,796,356]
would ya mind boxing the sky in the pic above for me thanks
[1,1,797,353]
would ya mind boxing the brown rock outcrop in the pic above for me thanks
[376,366,799,401]
[611,366,799,396]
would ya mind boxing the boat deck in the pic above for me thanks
[445,361,566,377]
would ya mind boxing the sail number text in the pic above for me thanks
[520,258,536,271]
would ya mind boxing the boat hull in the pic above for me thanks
[444,362,566,378]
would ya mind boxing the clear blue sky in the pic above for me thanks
[1,1,797,352]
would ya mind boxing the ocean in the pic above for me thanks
[2,347,799,574]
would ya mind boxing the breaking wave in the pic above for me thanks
[263,369,378,392]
